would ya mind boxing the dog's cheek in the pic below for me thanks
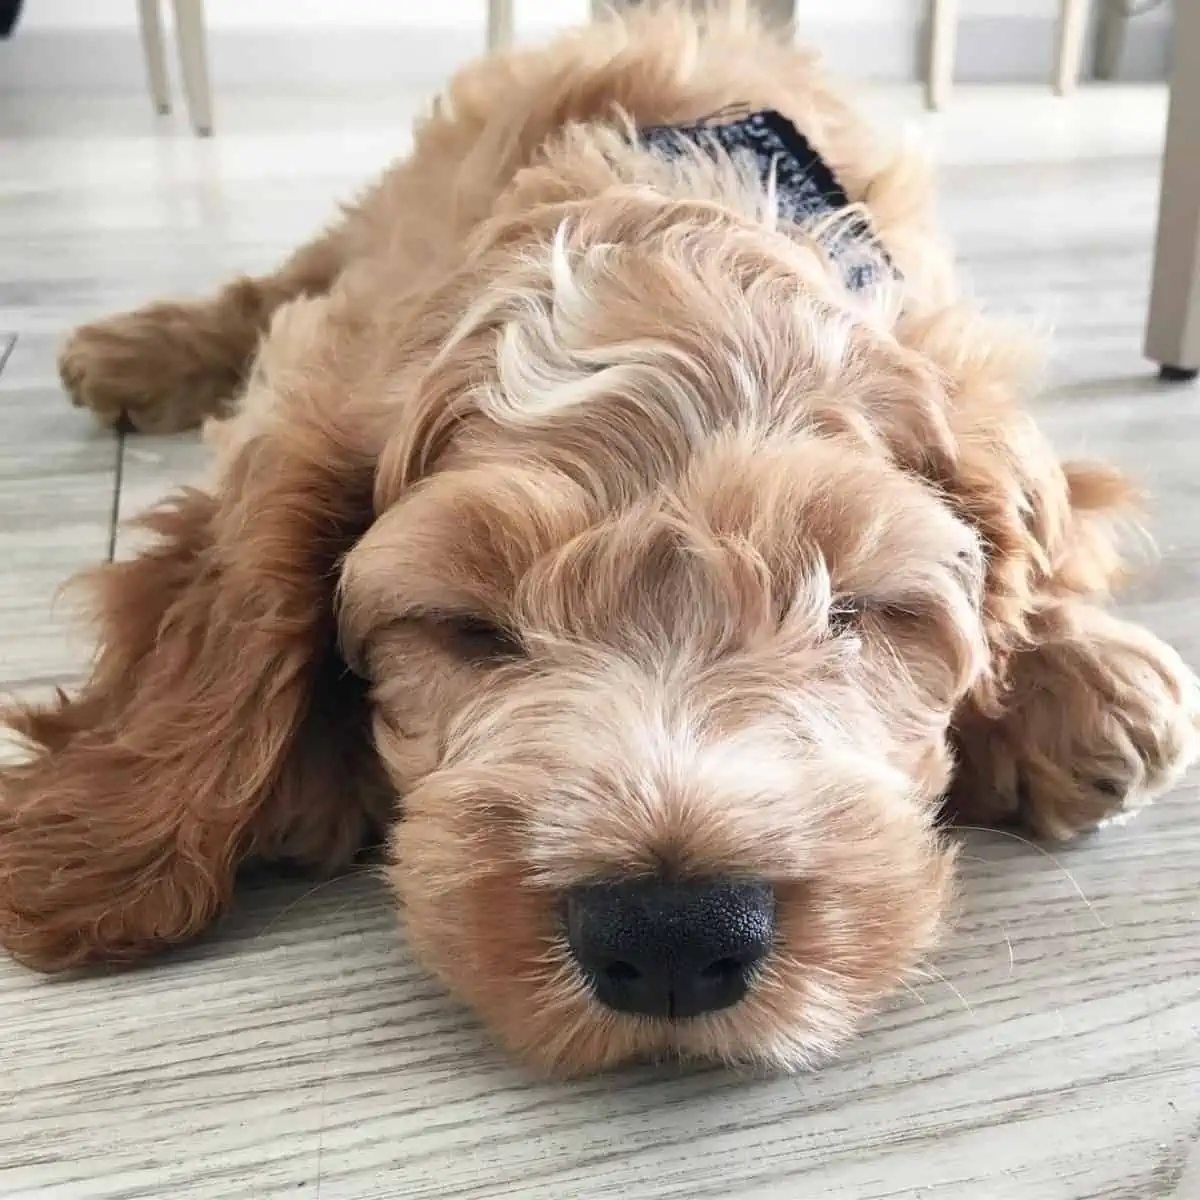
[766,788,956,1028]
[385,796,607,1074]
[818,810,955,969]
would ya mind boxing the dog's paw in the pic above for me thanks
[953,605,1200,840]
[59,307,235,434]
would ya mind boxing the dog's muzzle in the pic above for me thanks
[565,878,775,1019]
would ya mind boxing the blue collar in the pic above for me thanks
[639,108,893,292]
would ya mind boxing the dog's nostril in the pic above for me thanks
[700,956,745,982]
[565,878,774,1020]
[604,960,641,984]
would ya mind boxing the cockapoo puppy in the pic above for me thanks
[2,3,1196,1075]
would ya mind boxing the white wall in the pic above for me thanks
[0,0,1173,92]
[17,0,1073,31]
[17,0,594,30]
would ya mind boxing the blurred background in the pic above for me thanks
[0,1,1177,106]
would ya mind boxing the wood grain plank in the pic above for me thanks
[0,331,118,697]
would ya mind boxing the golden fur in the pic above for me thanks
[2,4,1197,1076]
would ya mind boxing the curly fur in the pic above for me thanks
[2,3,1196,1076]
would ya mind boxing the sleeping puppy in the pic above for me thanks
[2,2,1196,1075]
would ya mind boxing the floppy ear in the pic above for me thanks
[889,310,1066,697]
[894,306,1136,715]
[0,299,389,972]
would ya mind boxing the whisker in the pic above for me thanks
[955,825,1109,930]
[920,962,975,1016]
[255,866,380,939]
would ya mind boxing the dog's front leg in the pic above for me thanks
[59,223,349,434]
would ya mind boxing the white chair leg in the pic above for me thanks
[925,0,958,112]
[1093,0,1128,80]
[136,0,171,115]
[487,0,515,50]
[1055,0,1091,96]
[760,0,796,30]
[1145,0,1200,376]
[171,0,213,136]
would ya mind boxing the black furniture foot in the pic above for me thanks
[1159,364,1199,383]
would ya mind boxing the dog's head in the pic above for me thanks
[15,157,1034,1076]
[314,176,991,1074]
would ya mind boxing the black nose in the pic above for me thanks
[565,878,774,1019]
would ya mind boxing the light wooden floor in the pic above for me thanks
[1,86,1199,1200]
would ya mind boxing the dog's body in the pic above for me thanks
[2,4,1197,1075]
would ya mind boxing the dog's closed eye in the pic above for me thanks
[436,614,526,664]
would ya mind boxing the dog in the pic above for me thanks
[1,2,1196,1077]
